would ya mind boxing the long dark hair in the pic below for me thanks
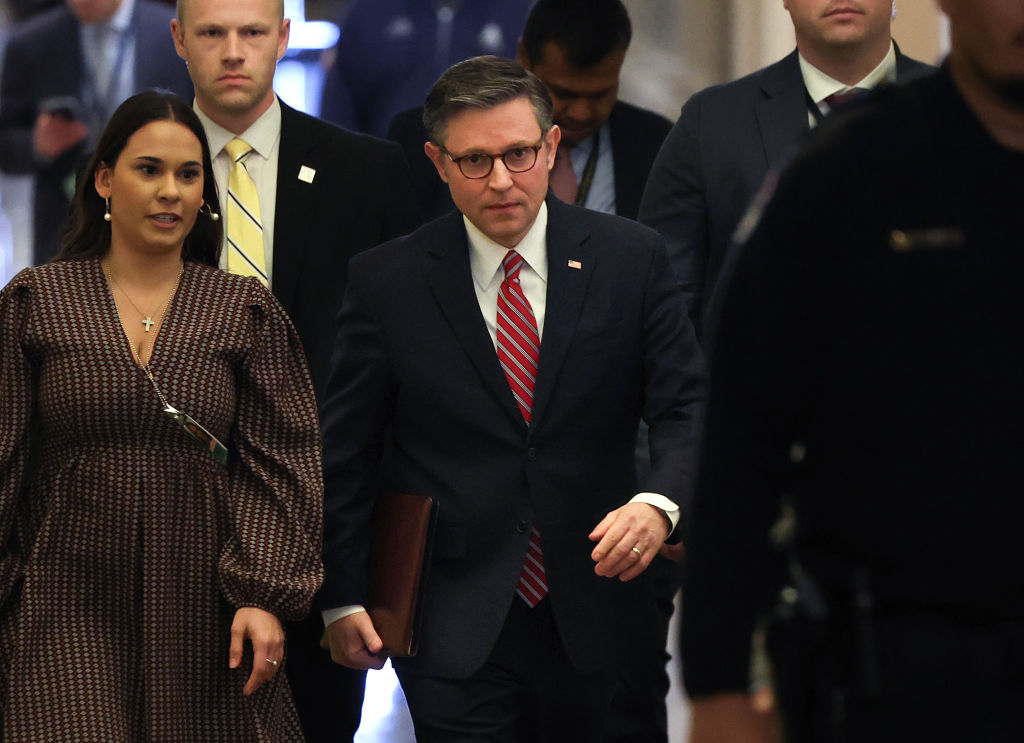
[57,90,222,267]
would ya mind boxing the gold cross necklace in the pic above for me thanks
[103,262,184,333]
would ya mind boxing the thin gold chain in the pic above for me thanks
[104,263,183,332]
[104,263,184,367]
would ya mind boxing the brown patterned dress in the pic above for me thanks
[0,259,324,741]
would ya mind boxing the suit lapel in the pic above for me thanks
[427,215,526,428]
[608,104,633,219]
[755,51,810,167]
[272,103,319,311]
[529,199,593,431]
[55,9,83,95]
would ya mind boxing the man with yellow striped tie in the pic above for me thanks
[172,0,421,740]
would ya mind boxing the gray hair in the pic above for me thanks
[423,56,554,146]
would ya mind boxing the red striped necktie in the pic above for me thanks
[496,250,548,606]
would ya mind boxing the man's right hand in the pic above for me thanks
[33,112,88,161]
[325,610,387,670]
[689,692,779,743]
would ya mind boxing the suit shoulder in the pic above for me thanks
[387,105,425,138]
[610,101,672,137]
[281,103,403,157]
[5,5,74,44]
[350,214,451,272]
[561,201,666,250]
[684,53,797,112]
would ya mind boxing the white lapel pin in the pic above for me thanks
[298,165,316,184]
[567,259,582,270]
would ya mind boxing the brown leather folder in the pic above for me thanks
[367,492,438,657]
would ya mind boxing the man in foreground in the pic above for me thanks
[321,56,704,741]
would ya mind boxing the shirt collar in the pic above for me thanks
[194,95,282,162]
[467,201,549,292]
[95,0,134,33]
[800,41,897,105]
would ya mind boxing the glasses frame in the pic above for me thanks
[443,140,545,180]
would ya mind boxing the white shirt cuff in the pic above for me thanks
[322,605,366,629]
[630,492,680,532]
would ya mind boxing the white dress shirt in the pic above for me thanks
[801,41,898,125]
[566,124,616,215]
[195,97,283,286]
[79,0,136,128]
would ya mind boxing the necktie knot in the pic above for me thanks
[502,250,524,282]
[225,137,253,164]
[549,143,578,204]
[824,87,868,108]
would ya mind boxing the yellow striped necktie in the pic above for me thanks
[224,137,267,286]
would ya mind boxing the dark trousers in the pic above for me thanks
[285,612,367,743]
[395,597,615,743]
[602,556,679,743]
[772,610,1024,743]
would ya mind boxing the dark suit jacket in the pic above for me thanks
[269,102,422,402]
[0,1,194,264]
[387,100,672,221]
[638,47,931,331]
[319,197,704,679]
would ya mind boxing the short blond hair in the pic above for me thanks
[176,0,284,24]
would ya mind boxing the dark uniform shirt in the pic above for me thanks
[682,64,1024,697]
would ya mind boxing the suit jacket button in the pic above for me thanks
[526,448,537,461]
[516,521,527,533]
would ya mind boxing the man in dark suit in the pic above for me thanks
[171,0,421,739]
[639,0,931,332]
[322,56,704,741]
[0,0,193,265]
[387,0,672,222]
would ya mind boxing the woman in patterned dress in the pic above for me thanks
[0,91,323,740]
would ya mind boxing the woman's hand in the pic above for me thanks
[229,607,285,696]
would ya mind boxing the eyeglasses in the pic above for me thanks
[443,141,544,179]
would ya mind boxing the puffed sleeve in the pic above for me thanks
[219,280,324,621]
[0,269,35,606]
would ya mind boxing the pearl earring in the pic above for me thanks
[103,197,111,222]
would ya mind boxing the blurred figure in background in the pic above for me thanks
[639,0,930,334]
[319,0,532,137]
[0,0,192,265]
[682,0,1024,741]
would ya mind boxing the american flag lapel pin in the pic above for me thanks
[567,259,582,270]
[298,165,316,183]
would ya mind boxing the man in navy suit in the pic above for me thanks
[322,56,704,742]
[0,0,193,264]
[387,0,672,222]
[639,0,931,332]
[172,0,420,739]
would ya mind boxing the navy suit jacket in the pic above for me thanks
[387,100,672,221]
[638,47,932,331]
[319,197,704,678]
[269,102,421,402]
[0,0,194,264]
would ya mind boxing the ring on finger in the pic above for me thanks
[266,658,279,666]
[631,546,642,557]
